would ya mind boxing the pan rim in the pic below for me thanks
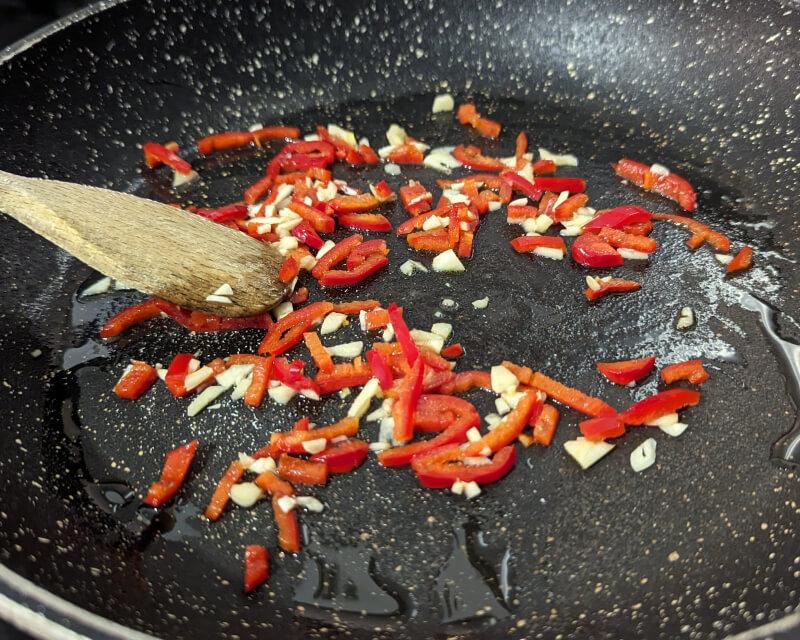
[0,0,129,66]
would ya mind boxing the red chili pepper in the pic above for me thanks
[553,194,589,222]
[113,360,158,400]
[99,298,163,338]
[532,159,557,175]
[302,331,333,372]
[452,145,505,171]
[151,299,274,333]
[531,371,616,417]
[396,203,454,235]
[319,253,389,286]
[464,392,542,456]
[582,206,652,233]
[596,357,656,385]
[585,278,642,300]
[345,240,389,270]
[622,220,654,236]
[143,439,198,507]
[378,397,480,467]
[290,220,324,250]
[315,361,373,394]
[311,234,363,279]
[386,143,424,164]
[336,212,392,232]
[198,126,300,155]
[244,545,269,593]
[502,360,534,386]
[258,301,334,355]
[278,256,300,284]
[271,494,300,553]
[514,132,527,165]
[370,180,396,203]
[727,246,753,272]
[661,360,709,384]
[457,103,478,125]
[244,355,273,407]
[437,174,504,190]
[280,140,337,170]
[500,170,543,201]
[579,415,626,441]
[456,103,501,139]
[598,226,657,253]
[358,143,380,164]
[142,142,193,175]
[507,203,537,223]
[399,182,433,215]
[164,353,196,397]
[254,469,294,496]
[365,348,393,390]
[205,460,245,521]
[571,232,623,267]
[328,193,380,213]
[277,453,328,485]
[619,388,701,425]
[244,174,274,205]
[407,229,451,252]
[392,358,424,443]
[412,394,477,431]
[286,200,335,234]
[272,358,320,397]
[612,158,696,211]
[411,443,516,489]
[440,344,464,358]
[532,404,559,446]
[289,287,309,305]
[387,303,418,366]
[438,370,493,394]
[510,236,567,253]
[533,177,586,193]
[310,439,369,473]
[332,300,382,314]
[269,416,359,455]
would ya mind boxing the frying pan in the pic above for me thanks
[0,0,799,638]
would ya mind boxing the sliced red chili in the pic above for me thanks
[258,301,334,355]
[582,206,651,233]
[411,443,516,489]
[531,371,615,417]
[553,194,588,222]
[532,404,559,446]
[142,142,193,175]
[205,460,245,521]
[387,303,418,365]
[291,220,324,249]
[278,256,300,284]
[198,126,300,154]
[571,233,623,267]
[164,353,196,397]
[365,348,393,390]
[392,358,424,443]
[143,439,198,507]
[99,298,163,338]
[579,415,626,441]
[585,278,641,300]
[336,212,392,232]
[500,171,543,201]
[113,360,158,400]
[280,140,336,170]
[438,370,493,394]
[452,145,505,171]
[244,545,269,593]
[287,200,335,234]
[319,253,389,286]
[311,234,363,279]
[727,246,753,272]
[243,355,274,407]
[269,416,360,455]
[511,236,567,253]
[661,359,709,385]
[310,439,369,473]
[464,392,542,456]
[277,454,328,485]
[533,177,586,193]
[596,357,656,385]
[346,239,389,270]
[619,388,701,425]
[386,143,424,164]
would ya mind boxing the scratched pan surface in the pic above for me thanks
[1,0,800,638]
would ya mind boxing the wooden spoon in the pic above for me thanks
[0,170,287,317]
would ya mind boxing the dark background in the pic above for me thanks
[0,0,87,49]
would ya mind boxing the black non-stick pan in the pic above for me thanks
[1,1,799,638]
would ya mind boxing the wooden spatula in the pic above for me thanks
[0,170,287,317]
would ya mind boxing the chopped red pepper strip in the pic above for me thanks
[291,220,324,250]
[290,287,309,306]
[440,344,464,358]
[456,103,501,139]
[464,392,542,456]
[244,355,274,407]
[500,171,543,201]
[272,358,320,397]
[407,229,451,252]
[271,494,300,553]
[502,360,534,386]
[359,143,380,164]
[532,404,560,446]
[514,132,527,166]
[346,240,389,270]
[278,256,300,284]
[244,545,269,593]
[613,158,696,211]
[287,200,336,234]
[329,193,380,213]
[571,233,623,267]
[532,159,557,175]
[533,177,586,193]
[142,142,193,175]
[319,253,389,286]
[244,174,274,205]
[399,182,433,215]
[511,236,567,253]
[582,206,652,233]
[727,246,753,272]
[194,204,249,223]
[198,126,300,154]
[304,331,334,372]
[332,300,382,314]
[386,143,424,164]
[113,360,158,400]
[387,303,418,365]
[99,298,163,338]
[411,443,516,489]
[437,174,503,190]
[164,353,196,397]
[370,180,396,203]
[311,234,363,279]
[336,212,392,232]
[392,358,424,443]
[143,439,198,507]
[315,361,373,394]
[452,145,505,171]
[661,359,709,385]
[622,220,655,236]
[152,299,274,333]
[598,226,657,253]
[585,278,642,300]
[378,397,480,467]
[269,416,359,455]
[254,469,295,496]
[205,460,245,521]
[596,357,656,385]
[310,439,369,473]
[438,370,493,394]
[619,388,701,425]
[553,194,589,222]
[365,348,393,390]
[258,301,334,355]
[531,371,616,417]
[280,140,337,171]
[579,415,626,441]
[277,454,328,485]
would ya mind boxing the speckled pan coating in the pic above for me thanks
[0,1,798,639]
